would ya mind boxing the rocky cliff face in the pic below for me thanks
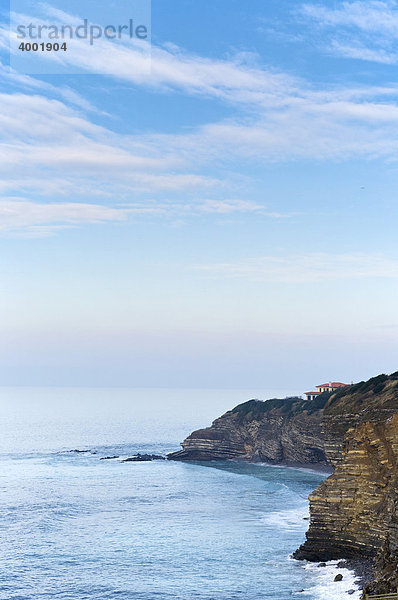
[168,373,398,595]
[295,409,398,595]
[169,375,398,468]
[168,396,346,465]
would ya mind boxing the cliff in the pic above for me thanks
[168,374,398,467]
[168,372,398,595]
[294,412,398,591]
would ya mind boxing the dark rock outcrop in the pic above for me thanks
[122,453,165,462]
[168,372,398,595]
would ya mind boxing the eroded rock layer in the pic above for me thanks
[294,416,398,558]
[168,375,398,468]
[168,373,398,595]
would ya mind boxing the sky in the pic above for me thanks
[0,0,398,390]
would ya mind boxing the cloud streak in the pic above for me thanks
[0,197,290,236]
[195,253,398,283]
[2,5,398,225]
[300,0,398,64]
[301,1,398,34]
[0,199,134,235]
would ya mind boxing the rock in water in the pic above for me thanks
[122,453,165,462]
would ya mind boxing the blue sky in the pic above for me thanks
[0,0,398,390]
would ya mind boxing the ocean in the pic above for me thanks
[0,387,361,600]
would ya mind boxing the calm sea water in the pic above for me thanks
[0,388,361,600]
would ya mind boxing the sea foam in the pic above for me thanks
[302,560,361,599]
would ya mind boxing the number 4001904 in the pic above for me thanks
[18,42,67,51]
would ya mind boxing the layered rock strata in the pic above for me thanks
[169,376,398,468]
[168,373,398,595]
[294,415,398,559]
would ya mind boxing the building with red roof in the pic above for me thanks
[305,381,349,401]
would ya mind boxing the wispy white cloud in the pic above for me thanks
[8,3,398,100]
[0,60,103,113]
[3,10,296,109]
[150,198,295,217]
[0,199,133,236]
[330,40,398,63]
[0,197,289,237]
[195,253,398,283]
[300,1,398,64]
[0,91,220,197]
[301,1,398,34]
[2,75,398,206]
[2,5,398,215]
[190,199,270,214]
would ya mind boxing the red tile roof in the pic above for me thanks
[316,382,347,388]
